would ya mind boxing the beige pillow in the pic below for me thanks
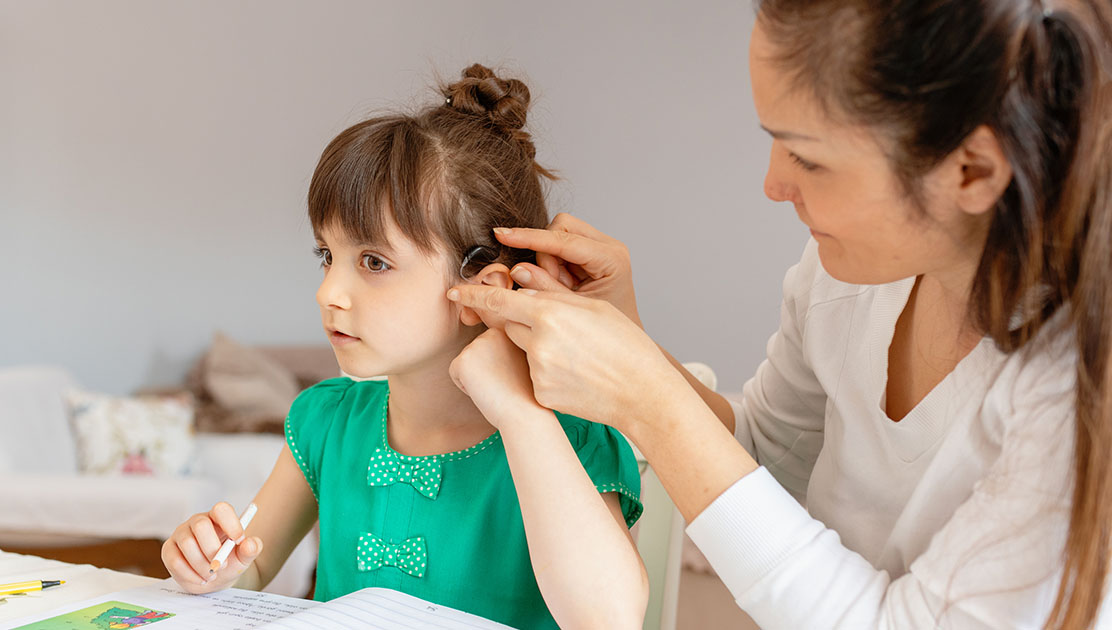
[203,332,300,418]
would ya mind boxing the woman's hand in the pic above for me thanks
[161,502,263,594]
[450,328,545,429]
[447,286,686,432]
[494,214,738,431]
[494,213,643,327]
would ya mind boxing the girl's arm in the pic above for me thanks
[235,445,319,589]
[451,330,648,630]
[161,444,317,592]
[500,411,648,630]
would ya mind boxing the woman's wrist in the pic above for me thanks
[618,365,700,444]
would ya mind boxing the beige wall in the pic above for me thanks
[0,0,806,394]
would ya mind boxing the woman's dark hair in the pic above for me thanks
[307,63,555,276]
[756,0,1111,627]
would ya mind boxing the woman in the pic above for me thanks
[448,0,1112,628]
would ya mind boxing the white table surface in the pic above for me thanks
[0,549,158,626]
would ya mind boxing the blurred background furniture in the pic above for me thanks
[0,335,338,597]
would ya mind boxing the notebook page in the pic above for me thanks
[5,580,319,630]
[257,587,516,630]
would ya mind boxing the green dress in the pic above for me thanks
[285,377,643,629]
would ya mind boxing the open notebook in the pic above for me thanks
[7,580,516,630]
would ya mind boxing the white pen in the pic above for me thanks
[209,503,258,574]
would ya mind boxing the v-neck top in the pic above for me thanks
[285,377,642,629]
[687,238,1084,627]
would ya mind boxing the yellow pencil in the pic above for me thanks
[0,580,65,596]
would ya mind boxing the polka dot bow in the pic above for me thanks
[356,532,428,578]
[367,448,443,499]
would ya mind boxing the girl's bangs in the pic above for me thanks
[307,118,437,250]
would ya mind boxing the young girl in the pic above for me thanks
[161,64,648,630]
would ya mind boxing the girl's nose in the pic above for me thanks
[316,268,352,310]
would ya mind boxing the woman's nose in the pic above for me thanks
[763,148,801,204]
[316,268,352,310]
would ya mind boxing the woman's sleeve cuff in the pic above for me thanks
[685,466,825,598]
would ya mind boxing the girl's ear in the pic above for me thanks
[458,263,511,327]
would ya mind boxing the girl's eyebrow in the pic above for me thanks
[312,230,396,255]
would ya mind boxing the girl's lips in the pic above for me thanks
[329,331,359,345]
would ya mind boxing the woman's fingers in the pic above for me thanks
[535,252,576,289]
[503,320,534,353]
[447,285,541,325]
[547,212,613,242]
[494,226,619,279]
[510,263,573,294]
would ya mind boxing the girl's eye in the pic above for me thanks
[362,254,390,273]
[789,152,820,172]
[313,246,332,268]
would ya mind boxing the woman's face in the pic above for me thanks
[748,21,989,285]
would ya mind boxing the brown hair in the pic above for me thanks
[307,63,555,275]
[756,0,1112,628]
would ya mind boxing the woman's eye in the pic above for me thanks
[789,152,820,172]
[313,246,332,268]
[362,254,390,273]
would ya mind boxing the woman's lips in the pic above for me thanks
[329,331,359,346]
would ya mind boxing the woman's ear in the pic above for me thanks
[952,125,1013,216]
[458,263,511,327]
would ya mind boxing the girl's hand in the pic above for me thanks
[450,328,544,429]
[161,502,263,593]
[447,286,686,432]
[494,213,643,327]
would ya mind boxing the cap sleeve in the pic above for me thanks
[285,377,354,501]
[556,412,643,527]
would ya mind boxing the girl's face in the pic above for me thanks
[748,21,990,285]
[314,219,472,379]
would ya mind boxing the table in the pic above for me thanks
[0,549,158,625]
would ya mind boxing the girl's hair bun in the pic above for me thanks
[444,63,531,132]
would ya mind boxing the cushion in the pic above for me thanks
[66,390,195,476]
[202,332,301,420]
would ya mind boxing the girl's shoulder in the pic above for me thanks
[553,412,615,449]
[289,377,388,421]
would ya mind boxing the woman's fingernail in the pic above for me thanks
[511,267,532,284]
[493,227,512,236]
[446,289,460,301]
[518,288,538,296]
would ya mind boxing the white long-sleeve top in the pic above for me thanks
[685,239,1101,629]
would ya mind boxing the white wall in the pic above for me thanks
[0,0,807,395]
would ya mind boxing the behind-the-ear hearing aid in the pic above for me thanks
[459,245,499,279]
